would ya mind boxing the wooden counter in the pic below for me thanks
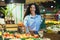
[43,33,60,40]
[6,24,18,31]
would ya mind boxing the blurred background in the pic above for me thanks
[0,0,60,40]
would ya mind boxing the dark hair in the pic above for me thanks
[24,3,40,18]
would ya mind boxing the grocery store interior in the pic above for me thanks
[0,0,60,40]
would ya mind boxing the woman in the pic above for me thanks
[24,3,42,35]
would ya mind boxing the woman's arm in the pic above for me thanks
[23,16,30,33]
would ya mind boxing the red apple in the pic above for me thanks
[3,35,6,38]
[33,34,39,38]
[10,34,14,38]
[15,34,21,38]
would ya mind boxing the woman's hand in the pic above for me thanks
[29,31,34,36]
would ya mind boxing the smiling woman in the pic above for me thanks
[24,3,43,35]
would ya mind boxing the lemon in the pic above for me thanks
[0,31,2,35]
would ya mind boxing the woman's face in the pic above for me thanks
[30,5,36,14]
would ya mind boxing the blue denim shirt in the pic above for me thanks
[24,15,42,33]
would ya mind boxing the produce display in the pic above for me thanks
[3,32,14,38]
[0,24,43,40]
[0,31,51,40]
[46,25,60,33]
[0,23,52,40]
[2,32,39,39]
[45,20,60,24]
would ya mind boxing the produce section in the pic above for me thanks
[0,0,60,40]
[0,24,51,40]
[0,31,51,40]
[2,32,39,38]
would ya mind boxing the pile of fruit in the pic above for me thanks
[45,20,60,24]
[3,32,14,38]
[9,38,41,40]
[2,32,39,39]
[46,25,60,33]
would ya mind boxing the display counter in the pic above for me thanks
[44,33,60,40]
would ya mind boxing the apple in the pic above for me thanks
[25,33,32,38]
[18,22,24,26]
[33,34,39,38]
[15,34,21,38]
[3,32,10,37]
[3,35,6,38]
[10,34,14,38]
[26,33,31,36]
[16,35,20,38]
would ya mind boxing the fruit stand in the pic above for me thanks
[0,24,51,40]
[44,20,60,40]
[0,30,51,40]
[43,33,60,40]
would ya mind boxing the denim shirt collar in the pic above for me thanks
[29,14,38,19]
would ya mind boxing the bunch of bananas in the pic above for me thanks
[45,20,60,24]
